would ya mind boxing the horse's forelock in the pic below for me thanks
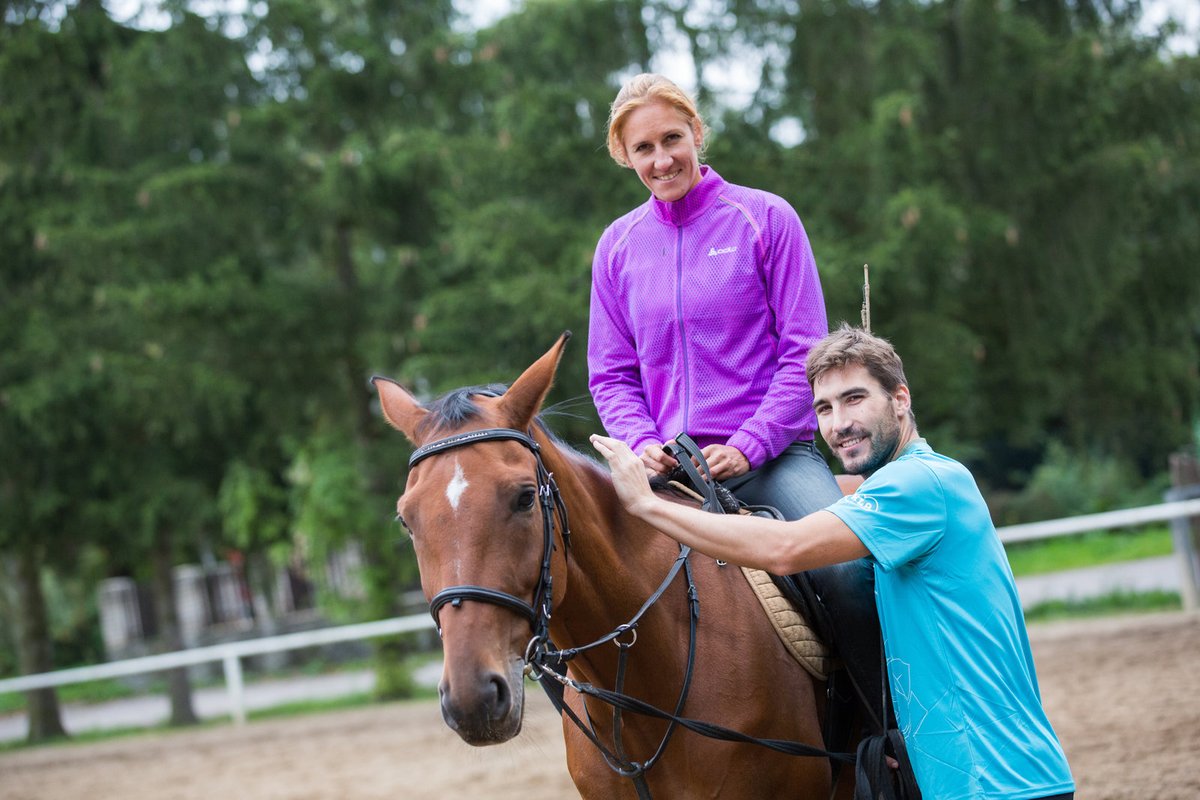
[414,384,582,455]
[416,384,509,438]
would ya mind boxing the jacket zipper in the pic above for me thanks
[675,224,690,434]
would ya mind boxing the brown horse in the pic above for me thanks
[373,333,838,798]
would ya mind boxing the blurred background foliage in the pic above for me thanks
[1,0,1198,694]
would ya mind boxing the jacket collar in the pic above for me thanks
[651,165,725,226]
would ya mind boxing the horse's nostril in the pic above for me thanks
[488,672,512,717]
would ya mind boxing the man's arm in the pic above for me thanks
[591,434,868,573]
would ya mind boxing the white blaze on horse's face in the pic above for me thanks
[445,458,470,512]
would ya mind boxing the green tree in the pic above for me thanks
[770,0,1200,482]
[0,0,129,740]
[399,0,652,446]
[1,0,329,731]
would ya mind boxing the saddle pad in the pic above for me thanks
[740,567,833,681]
[663,481,832,680]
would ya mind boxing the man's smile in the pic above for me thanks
[837,434,867,452]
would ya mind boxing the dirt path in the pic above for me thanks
[1,611,1196,799]
[1028,611,1199,800]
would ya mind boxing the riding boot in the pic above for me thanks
[790,559,893,732]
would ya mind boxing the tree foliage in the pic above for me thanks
[1,0,1197,733]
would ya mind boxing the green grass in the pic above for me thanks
[0,653,443,751]
[0,693,402,754]
[0,676,147,715]
[1024,589,1182,623]
[0,653,404,714]
[1004,525,1173,577]
[246,691,379,720]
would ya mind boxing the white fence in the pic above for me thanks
[0,615,435,726]
[2,495,1199,730]
[998,494,1200,609]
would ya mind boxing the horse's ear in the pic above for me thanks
[499,331,572,429]
[371,376,427,442]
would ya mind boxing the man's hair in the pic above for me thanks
[605,73,708,168]
[806,323,910,398]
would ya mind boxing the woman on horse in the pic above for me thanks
[586,73,885,718]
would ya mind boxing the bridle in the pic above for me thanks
[408,425,850,799]
[407,424,698,799]
[409,427,570,647]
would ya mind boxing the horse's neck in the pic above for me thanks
[541,443,687,650]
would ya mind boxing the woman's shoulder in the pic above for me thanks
[598,201,656,248]
[716,177,801,222]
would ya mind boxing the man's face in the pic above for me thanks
[812,364,910,476]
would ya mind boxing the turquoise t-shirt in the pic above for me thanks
[827,440,1074,800]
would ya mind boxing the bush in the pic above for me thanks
[991,441,1168,526]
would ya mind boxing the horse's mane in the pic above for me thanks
[415,384,508,438]
[416,385,584,456]
[416,386,705,503]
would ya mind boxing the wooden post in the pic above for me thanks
[860,264,871,333]
[223,651,247,725]
[1166,452,1200,612]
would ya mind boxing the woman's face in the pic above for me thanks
[620,100,703,203]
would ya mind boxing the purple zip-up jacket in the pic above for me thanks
[588,166,828,469]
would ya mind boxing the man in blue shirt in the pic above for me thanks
[591,324,1075,800]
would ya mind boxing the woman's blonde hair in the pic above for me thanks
[605,73,708,168]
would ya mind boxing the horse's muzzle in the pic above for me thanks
[439,661,526,745]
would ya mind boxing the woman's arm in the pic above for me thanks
[726,202,828,467]
[587,233,665,460]
[591,434,868,572]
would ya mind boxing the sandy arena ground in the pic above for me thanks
[1,611,1196,799]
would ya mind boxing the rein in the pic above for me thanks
[409,425,699,799]
[410,426,854,799]
[527,542,700,800]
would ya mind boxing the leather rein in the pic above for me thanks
[408,426,699,799]
[408,427,850,799]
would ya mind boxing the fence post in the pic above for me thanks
[1166,452,1200,612]
[222,651,247,726]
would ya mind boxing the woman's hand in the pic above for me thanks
[701,444,750,480]
[591,435,658,515]
[639,442,679,477]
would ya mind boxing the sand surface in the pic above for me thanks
[1,611,1196,799]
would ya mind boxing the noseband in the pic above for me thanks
[408,427,570,639]
[410,426,851,799]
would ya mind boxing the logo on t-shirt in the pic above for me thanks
[707,245,737,256]
[844,493,879,512]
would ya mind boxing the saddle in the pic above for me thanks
[661,434,922,800]
[660,435,832,680]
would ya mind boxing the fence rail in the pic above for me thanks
[997,494,1200,610]
[995,497,1200,544]
[0,615,435,725]
[2,494,1198,731]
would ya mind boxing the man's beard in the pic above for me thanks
[836,412,902,477]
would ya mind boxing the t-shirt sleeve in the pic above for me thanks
[825,459,946,571]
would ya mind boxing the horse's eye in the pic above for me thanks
[516,487,537,512]
[396,514,413,537]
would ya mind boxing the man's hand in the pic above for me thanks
[700,444,750,480]
[592,434,658,515]
[639,442,678,477]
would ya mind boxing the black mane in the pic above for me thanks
[416,383,507,437]
[416,383,586,458]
